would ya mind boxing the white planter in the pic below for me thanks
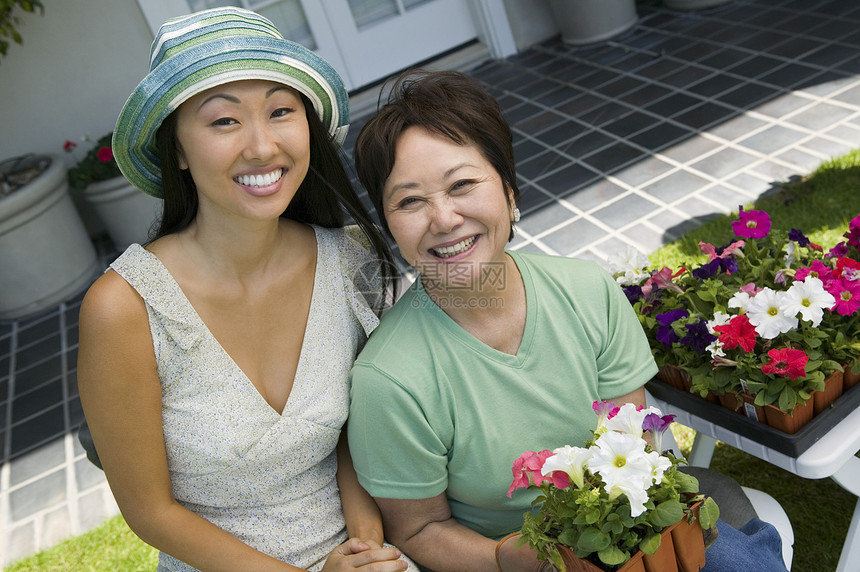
[664,0,733,10]
[82,175,161,250]
[0,155,99,320]
[548,0,638,46]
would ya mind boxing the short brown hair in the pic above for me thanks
[354,70,520,239]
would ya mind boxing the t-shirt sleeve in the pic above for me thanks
[593,266,658,398]
[348,363,450,499]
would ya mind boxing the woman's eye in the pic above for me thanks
[451,179,476,191]
[272,107,294,118]
[211,117,237,127]
[398,197,419,208]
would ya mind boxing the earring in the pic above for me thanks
[513,207,521,223]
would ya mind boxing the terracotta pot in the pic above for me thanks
[843,361,860,390]
[718,392,766,423]
[763,398,814,435]
[657,364,692,391]
[553,503,704,572]
[813,370,844,415]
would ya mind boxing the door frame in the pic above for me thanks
[135,0,516,61]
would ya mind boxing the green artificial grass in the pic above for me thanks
[8,151,860,572]
[4,515,157,571]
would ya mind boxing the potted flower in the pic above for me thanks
[64,132,161,249]
[0,153,98,319]
[609,209,860,434]
[507,401,719,571]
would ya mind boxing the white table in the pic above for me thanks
[647,391,860,572]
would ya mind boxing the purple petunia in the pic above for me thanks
[680,318,717,355]
[656,309,688,348]
[692,259,720,280]
[788,228,811,247]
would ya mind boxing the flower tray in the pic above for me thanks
[646,377,860,457]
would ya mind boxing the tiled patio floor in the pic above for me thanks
[4,0,860,566]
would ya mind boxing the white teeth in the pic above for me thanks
[235,168,283,187]
[432,236,476,258]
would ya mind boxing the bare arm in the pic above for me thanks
[78,271,306,571]
[335,429,385,548]
[375,494,542,572]
[609,386,647,409]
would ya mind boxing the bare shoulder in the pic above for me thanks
[79,269,148,333]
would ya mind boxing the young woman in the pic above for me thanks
[78,8,413,571]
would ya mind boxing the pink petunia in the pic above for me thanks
[96,146,114,163]
[828,278,860,316]
[506,450,554,497]
[641,266,686,297]
[699,240,744,261]
[731,208,771,239]
[795,260,834,286]
[761,348,808,380]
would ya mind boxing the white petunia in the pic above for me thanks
[541,445,592,489]
[706,310,731,334]
[606,478,651,518]
[746,287,798,339]
[784,241,797,268]
[728,291,753,312]
[706,339,725,359]
[782,277,836,327]
[589,432,654,516]
[604,403,661,438]
[607,246,651,286]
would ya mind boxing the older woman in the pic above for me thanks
[347,71,786,572]
[347,71,654,571]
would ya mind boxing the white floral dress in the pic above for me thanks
[110,226,386,571]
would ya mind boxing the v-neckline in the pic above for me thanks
[419,251,536,367]
[137,227,322,417]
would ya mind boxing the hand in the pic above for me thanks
[321,538,408,571]
[496,533,554,572]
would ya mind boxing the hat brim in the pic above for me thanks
[113,36,349,198]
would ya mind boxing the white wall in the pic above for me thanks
[502,0,558,51]
[0,0,153,166]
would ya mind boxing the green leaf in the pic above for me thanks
[576,526,610,554]
[639,532,663,555]
[699,497,720,529]
[649,500,684,528]
[675,471,699,494]
[597,545,629,567]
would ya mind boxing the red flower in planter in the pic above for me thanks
[63,140,77,152]
[713,314,757,352]
[96,146,114,163]
[761,348,808,380]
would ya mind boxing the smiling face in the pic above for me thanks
[383,127,516,292]
[174,79,310,224]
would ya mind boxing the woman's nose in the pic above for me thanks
[243,123,279,160]
[429,198,464,234]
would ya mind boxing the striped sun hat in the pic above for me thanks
[113,7,350,198]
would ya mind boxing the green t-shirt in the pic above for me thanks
[348,251,657,538]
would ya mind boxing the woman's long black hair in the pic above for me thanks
[152,93,397,313]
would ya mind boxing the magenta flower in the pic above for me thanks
[96,146,114,163]
[795,260,834,285]
[845,214,860,249]
[592,400,620,427]
[761,348,808,380]
[828,278,860,316]
[827,242,849,259]
[641,267,685,297]
[731,208,771,239]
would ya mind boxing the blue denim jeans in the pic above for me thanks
[702,518,788,572]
